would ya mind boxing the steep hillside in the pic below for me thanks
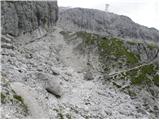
[1,26,158,118]
[60,30,159,118]
[57,8,159,42]
[1,1,159,119]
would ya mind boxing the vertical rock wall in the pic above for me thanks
[1,1,58,36]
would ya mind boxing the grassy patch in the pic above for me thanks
[98,37,139,65]
[13,94,28,113]
[13,95,24,103]
[76,32,141,73]
[76,32,97,46]
[127,64,159,86]
[1,92,6,104]
[56,108,65,119]
[75,31,159,86]
[128,90,137,97]
[153,74,159,86]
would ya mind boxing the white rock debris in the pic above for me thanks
[1,26,157,118]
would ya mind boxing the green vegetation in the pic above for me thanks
[1,92,6,104]
[77,32,97,46]
[13,94,28,113]
[57,112,64,119]
[126,64,159,86]
[153,74,159,86]
[13,95,24,103]
[1,76,29,115]
[128,90,137,97]
[76,31,158,86]
[98,37,140,64]
[76,32,140,67]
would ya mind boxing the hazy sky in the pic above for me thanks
[58,0,159,29]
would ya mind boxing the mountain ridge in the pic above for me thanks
[57,7,159,42]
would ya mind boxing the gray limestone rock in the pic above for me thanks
[1,35,13,43]
[1,1,58,36]
[51,67,60,75]
[84,71,94,80]
[36,72,63,97]
[57,8,158,42]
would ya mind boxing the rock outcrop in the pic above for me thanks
[57,8,159,42]
[1,1,58,36]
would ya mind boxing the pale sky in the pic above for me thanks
[58,0,159,29]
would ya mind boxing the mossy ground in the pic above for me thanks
[98,37,140,65]
[1,92,6,104]
[75,31,159,86]
[13,95,24,104]
[76,32,140,71]
[1,76,29,114]
[127,64,159,86]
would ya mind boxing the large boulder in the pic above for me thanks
[36,72,63,97]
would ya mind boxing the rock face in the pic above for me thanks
[57,8,159,42]
[1,1,58,36]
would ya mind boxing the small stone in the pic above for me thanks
[51,67,60,75]
[62,75,69,81]
[84,71,94,80]
[1,35,12,43]
[1,43,14,49]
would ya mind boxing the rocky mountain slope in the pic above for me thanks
[1,1,159,119]
[57,8,158,42]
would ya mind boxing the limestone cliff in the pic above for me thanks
[1,1,58,36]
